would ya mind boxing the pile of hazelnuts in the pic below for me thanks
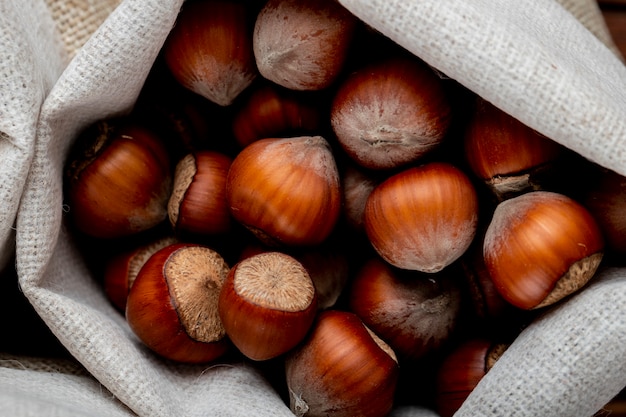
[62,0,626,416]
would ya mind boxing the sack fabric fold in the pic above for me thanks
[1,0,625,415]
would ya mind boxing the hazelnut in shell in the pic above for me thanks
[583,168,626,260]
[104,235,179,312]
[364,162,480,273]
[253,0,357,91]
[168,150,233,237]
[164,0,257,106]
[64,119,172,239]
[463,98,564,201]
[483,191,604,310]
[218,251,318,361]
[285,310,399,417]
[231,84,322,149]
[348,256,463,362]
[435,338,509,417]
[125,242,230,363]
[331,57,452,170]
[226,136,341,247]
[341,162,381,232]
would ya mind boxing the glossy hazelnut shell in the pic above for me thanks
[65,120,172,239]
[285,310,399,417]
[231,84,321,148]
[226,136,341,247]
[484,191,604,309]
[125,243,230,363]
[364,162,479,272]
[218,252,318,361]
[164,0,257,106]
[104,235,178,312]
[435,338,508,417]
[168,151,233,237]
[463,99,563,200]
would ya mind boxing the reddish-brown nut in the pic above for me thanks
[348,256,463,362]
[285,310,399,417]
[164,0,257,106]
[238,243,350,311]
[483,191,604,310]
[435,338,509,417]
[459,227,514,321]
[253,0,357,91]
[104,235,179,312]
[364,162,480,272]
[218,251,318,361]
[583,167,626,259]
[294,247,350,311]
[331,57,452,170]
[64,119,172,239]
[231,84,322,149]
[125,242,230,363]
[168,150,233,237]
[226,136,341,247]
[463,98,564,201]
[341,162,381,232]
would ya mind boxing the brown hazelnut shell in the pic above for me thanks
[168,150,233,237]
[104,235,179,312]
[231,84,322,149]
[285,310,399,417]
[435,338,508,417]
[483,191,604,309]
[125,243,230,363]
[583,168,626,259]
[463,99,564,201]
[253,0,357,91]
[218,251,318,361]
[331,57,452,170]
[364,162,479,272]
[348,256,463,362]
[65,119,172,239]
[226,136,341,247]
[164,0,257,106]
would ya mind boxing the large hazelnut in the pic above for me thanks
[331,57,452,170]
[364,162,479,272]
[226,136,341,247]
[253,0,357,91]
[285,310,399,417]
[164,0,257,106]
[218,251,318,361]
[125,242,230,363]
[64,118,172,239]
[483,191,604,309]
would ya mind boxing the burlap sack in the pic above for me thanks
[1,0,625,416]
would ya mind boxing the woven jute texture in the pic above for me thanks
[0,0,625,416]
[44,0,123,58]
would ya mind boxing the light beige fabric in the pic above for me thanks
[44,0,123,59]
[1,0,625,416]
